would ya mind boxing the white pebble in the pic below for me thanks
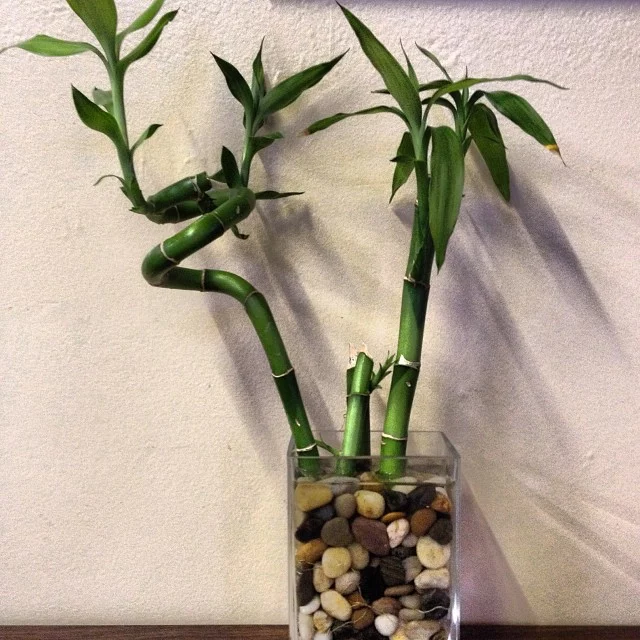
[416,537,451,569]
[313,609,333,632]
[375,613,399,636]
[314,632,333,640]
[400,593,422,610]
[348,542,370,570]
[335,570,360,595]
[300,595,321,615]
[402,533,418,548]
[298,612,314,640]
[414,568,450,590]
[403,556,423,583]
[391,477,418,494]
[387,518,410,548]
[355,490,386,519]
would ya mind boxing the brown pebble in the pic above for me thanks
[347,592,367,610]
[359,471,384,493]
[372,596,402,616]
[384,584,414,596]
[352,607,375,630]
[410,508,437,536]
[431,493,452,514]
[381,511,406,524]
[351,517,391,556]
[295,538,328,565]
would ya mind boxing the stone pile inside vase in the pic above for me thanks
[295,473,453,640]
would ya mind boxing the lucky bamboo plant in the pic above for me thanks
[3,1,564,479]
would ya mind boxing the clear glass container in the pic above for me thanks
[288,430,460,640]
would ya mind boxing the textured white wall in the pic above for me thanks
[1,0,639,627]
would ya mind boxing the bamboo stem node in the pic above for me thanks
[397,355,421,370]
[404,275,430,289]
[160,241,179,264]
[296,443,318,453]
[381,433,409,441]
[273,367,295,378]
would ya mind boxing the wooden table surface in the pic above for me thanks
[0,627,638,639]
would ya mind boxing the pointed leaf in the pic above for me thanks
[429,126,465,269]
[1,35,101,58]
[210,169,226,183]
[251,132,283,153]
[401,41,419,90]
[255,191,304,200]
[468,104,510,201]
[131,123,162,155]
[339,5,421,128]
[373,79,449,95]
[463,136,472,155]
[117,0,165,47]
[66,0,118,53]
[259,51,346,118]
[415,44,452,81]
[120,10,178,70]
[94,174,125,187]
[303,105,406,135]
[390,132,415,202]
[92,87,113,114]
[72,85,123,145]
[231,225,250,240]
[220,147,241,188]
[252,38,266,102]
[212,53,254,118]
[484,90,560,153]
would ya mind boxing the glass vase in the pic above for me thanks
[288,430,460,640]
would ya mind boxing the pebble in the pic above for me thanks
[391,631,409,640]
[335,493,357,519]
[360,566,386,602]
[310,504,336,522]
[347,591,367,609]
[323,547,352,578]
[391,546,415,561]
[320,589,353,622]
[296,517,325,543]
[399,608,425,622]
[391,477,418,494]
[322,517,355,547]
[407,484,437,514]
[296,483,333,512]
[313,609,333,632]
[410,509,437,537]
[420,589,450,620]
[380,556,405,586]
[431,630,448,640]
[348,542,370,570]
[414,568,450,590]
[430,493,452,514]
[404,620,441,640]
[383,489,409,512]
[400,594,421,609]
[297,539,328,565]
[355,490,386,519]
[403,556,423,583]
[298,611,314,640]
[297,566,316,605]
[359,471,384,493]
[325,475,360,496]
[372,597,402,616]
[352,517,390,556]
[352,607,376,630]
[300,594,321,615]
[384,584,414,596]
[313,562,334,592]
[375,613,399,636]
[387,518,410,548]
[427,519,452,545]
[381,511,406,525]
[402,534,418,548]
[335,570,360,595]
[416,537,450,570]
[314,632,333,640]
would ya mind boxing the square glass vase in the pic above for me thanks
[288,430,460,640]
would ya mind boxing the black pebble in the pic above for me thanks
[379,556,405,586]
[309,504,335,522]
[407,483,437,514]
[420,588,451,620]
[382,489,408,513]
[357,627,385,640]
[429,518,453,545]
[359,565,386,602]
[295,517,324,543]
[391,546,415,560]
[296,566,315,606]
[332,623,356,640]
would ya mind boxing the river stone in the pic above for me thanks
[410,509,437,537]
[300,595,321,615]
[297,566,316,606]
[297,539,328,565]
[360,566,386,603]
[323,547,352,578]
[390,631,409,640]
[416,537,450,570]
[430,493,452,514]
[403,555,423,583]
[335,570,360,595]
[352,607,375,630]
[380,556,405,586]
[399,609,425,623]
[407,485,437,514]
[355,490,386,519]
[384,584,414,597]
[352,517,391,556]
[359,626,386,640]
[400,594,421,610]
[402,534,418,548]
[372,597,401,616]
[321,589,353,622]
[420,589,450,620]
[348,542,370,570]
[431,631,448,640]
[404,620,441,640]
[298,611,314,640]
[335,493,357,519]
[313,609,333,632]
[297,517,325,543]
[325,475,360,496]
[387,518,410,548]
[427,519,452,545]
[390,546,414,561]
[313,562,334,593]
[322,517,355,547]
[313,633,333,640]
[391,477,418,494]
[375,613,399,637]
[359,471,384,493]
[414,568,450,590]
[296,483,333,512]
[310,504,337,522]
[381,512,406,525]
[383,489,409,513]
[348,591,367,610]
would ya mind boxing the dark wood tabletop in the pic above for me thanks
[0,627,638,640]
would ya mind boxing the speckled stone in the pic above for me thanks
[427,518,452,545]
[295,483,333,512]
[335,493,357,519]
[352,517,391,556]
[322,517,355,547]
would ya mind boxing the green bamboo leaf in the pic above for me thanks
[255,191,304,200]
[468,104,510,201]
[252,38,266,102]
[92,87,113,114]
[390,132,415,203]
[415,43,452,81]
[373,79,449,95]
[258,51,346,118]
[120,10,178,70]
[117,0,165,48]
[66,0,118,53]
[484,90,560,155]
[131,123,162,155]
[339,4,422,128]
[212,53,254,119]
[0,35,101,58]
[231,225,249,240]
[251,132,283,153]
[421,96,457,115]
[220,147,241,188]
[71,85,123,145]
[210,169,226,183]
[401,41,419,90]
[303,105,406,135]
[463,136,472,155]
[429,126,465,269]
